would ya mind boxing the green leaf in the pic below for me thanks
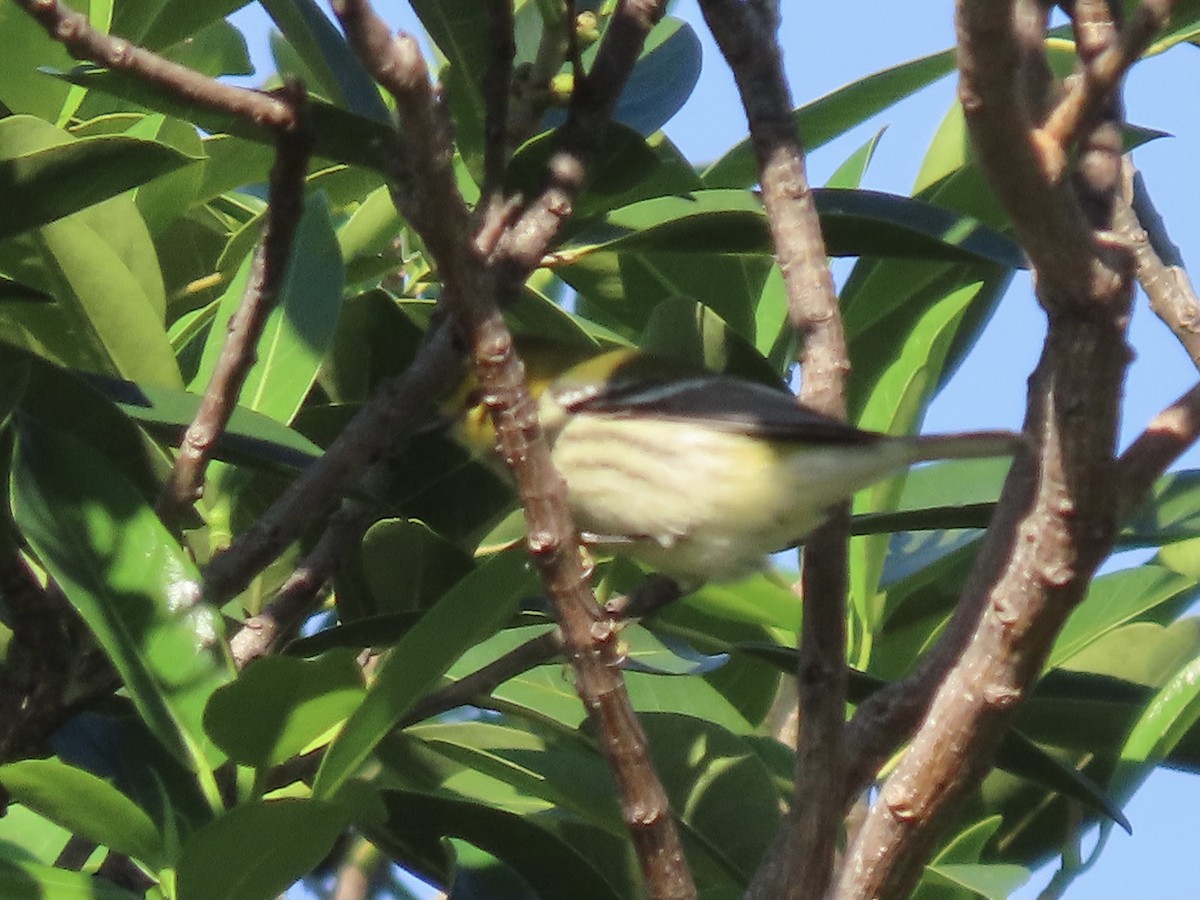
[0,803,74,865]
[373,788,627,900]
[10,417,233,772]
[1120,651,1200,768]
[197,134,276,201]
[1059,618,1200,689]
[447,840,541,900]
[825,128,887,190]
[175,798,355,900]
[358,519,475,615]
[605,17,702,136]
[260,0,391,123]
[193,192,344,425]
[0,857,142,900]
[563,245,771,339]
[923,863,1031,900]
[1122,470,1200,547]
[0,115,200,241]
[0,174,180,387]
[640,713,780,882]
[619,625,729,676]
[703,49,956,189]
[15,358,165,497]
[639,297,788,386]
[53,66,400,173]
[849,279,994,625]
[559,189,1025,269]
[995,731,1130,832]
[69,112,209,236]
[0,0,113,125]
[1017,667,1200,773]
[124,0,249,50]
[0,759,167,870]
[392,719,619,822]
[88,374,324,471]
[1048,565,1199,669]
[313,549,535,799]
[204,650,365,769]
[160,18,253,78]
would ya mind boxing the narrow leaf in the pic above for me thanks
[703,49,956,188]
[10,418,233,771]
[0,759,167,869]
[313,550,534,798]
[0,115,199,241]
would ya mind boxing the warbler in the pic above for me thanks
[456,346,1020,585]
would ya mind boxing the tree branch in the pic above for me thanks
[1036,0,1173,175]
[697,3,850,896]
[495,0,668,276]
[1115,160,1200,369]
[13,0,295,129]
[400,629,563,728]
[480,0,516,206]
[836,2,1135,895]
[158,80,314,526]
[1118,381,1200,510]
[202,321,460,604]
[331,3,694,896]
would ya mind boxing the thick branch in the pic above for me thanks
[331,3,693,896]
[836,3,1135,896]
[159,80,314,525]
[956,0,1106,301]
[698,3,850,897]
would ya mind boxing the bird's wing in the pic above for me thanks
[551,353,877,444]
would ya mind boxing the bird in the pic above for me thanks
[453,345,1022,586]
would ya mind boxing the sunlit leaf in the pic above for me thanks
[10,418,232,772]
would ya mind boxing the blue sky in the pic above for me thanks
[230,3,1200,897]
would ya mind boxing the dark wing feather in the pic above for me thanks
[552,353,876,444]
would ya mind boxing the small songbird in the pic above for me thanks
[455,346,1021,585]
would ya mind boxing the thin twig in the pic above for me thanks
[228,517,342,670]
[401,630,563,727]
[1115,161,1200,369]
[697,2,849,896]
[1118,381,1200,511]
[202,322,461,604]
[480,0,516,206]
[495,0,668,277]
[158,80,314,525]
[13,0,295,129]
[228,470,396,669]
[1036,0,1173,175]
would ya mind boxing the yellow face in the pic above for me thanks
[446,341,602,458]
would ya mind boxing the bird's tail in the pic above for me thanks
[908,430,1026,463]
